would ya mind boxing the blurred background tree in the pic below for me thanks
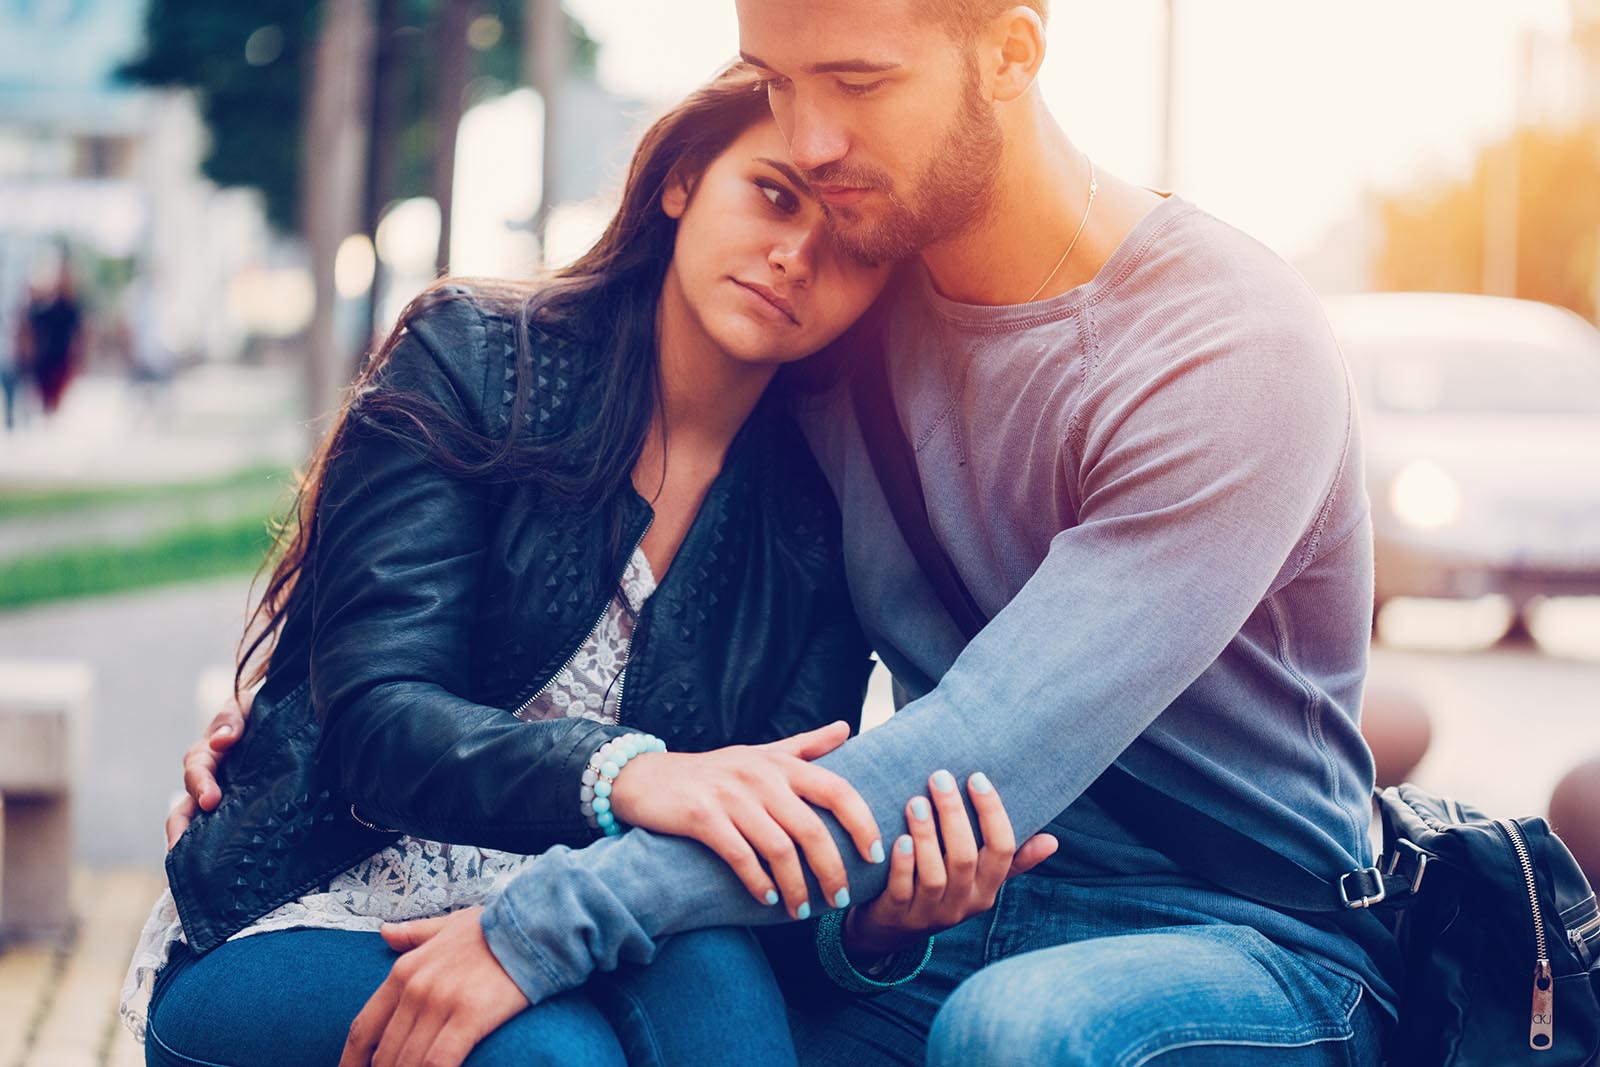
[118,0,598,236]
[1375,122,1600,320]
[1375,3,1600,321]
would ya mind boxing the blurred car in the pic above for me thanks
[1321,292,1600,621]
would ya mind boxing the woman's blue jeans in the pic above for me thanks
[145,925,796,1067]
[789,875,1387,1067]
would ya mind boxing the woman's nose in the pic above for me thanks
[769,221,823,284]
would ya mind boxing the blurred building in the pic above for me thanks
[0,0,274,363]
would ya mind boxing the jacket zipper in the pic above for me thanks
[511,516,653,721]
[1500,818,1554,1052]
[610,608,649,726]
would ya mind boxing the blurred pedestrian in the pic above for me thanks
[0,298,24,432]
[24,263,85,416]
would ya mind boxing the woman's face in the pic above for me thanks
[661,117,892,366]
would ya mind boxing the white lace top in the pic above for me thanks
[120,547,658,1042]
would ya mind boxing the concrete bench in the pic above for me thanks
[0,660,91,942]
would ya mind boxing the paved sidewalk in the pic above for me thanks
[1,867,164,1067]
[0,367,306,493]
[0,577,254,868]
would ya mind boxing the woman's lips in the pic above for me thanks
[733,279,799,325]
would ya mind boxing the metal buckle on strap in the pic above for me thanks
[1385,839,1431,895]
[1339,867,1386,909]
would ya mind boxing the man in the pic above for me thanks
[180,2,1390,1063]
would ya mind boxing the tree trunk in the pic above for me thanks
[524,0,566,264]
[358,0,404,371]
[302,0,374,434]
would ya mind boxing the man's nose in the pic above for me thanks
[784,97,848,172]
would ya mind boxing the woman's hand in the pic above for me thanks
[165,689,254,849]
[608,721,882,918]
[340,907,527,1067]
[842,769,1058,958]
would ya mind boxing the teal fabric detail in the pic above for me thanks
[813,908,933,995]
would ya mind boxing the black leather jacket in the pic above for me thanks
[167,290,873,953]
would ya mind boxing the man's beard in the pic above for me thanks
[808,58,1003,267]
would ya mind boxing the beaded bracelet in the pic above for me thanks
[579,731,667,836]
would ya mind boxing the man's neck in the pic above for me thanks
[919,103,1164,307]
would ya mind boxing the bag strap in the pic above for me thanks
[849,330,987,639]
[848,328,1402,919]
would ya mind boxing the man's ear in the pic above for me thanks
[662,169,693,219]
[987,6,1046,103]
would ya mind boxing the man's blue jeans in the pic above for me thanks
[144,925,797,1067]
[789,875,1386,1067]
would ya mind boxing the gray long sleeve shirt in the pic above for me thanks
[481,195,1393,1013]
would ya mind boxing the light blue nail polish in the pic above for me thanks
[971,772,993,794]
[897,835,914,855]
[869,839,885,864]
[911,796,930,821]
[796,902,811,921]
[932,770,956,793]
[834,887,851,909]
[764,889,780,906]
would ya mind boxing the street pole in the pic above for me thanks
[1482,32,1531,299]
[302,0,374,436]
[1160,0,1177,192]
[433,0,475,277]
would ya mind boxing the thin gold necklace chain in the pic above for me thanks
[1025,157,1098,304]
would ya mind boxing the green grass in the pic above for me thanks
[0,514,279,610]
[0,464,293,520]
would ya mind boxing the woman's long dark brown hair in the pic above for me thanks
[236,63,777,693]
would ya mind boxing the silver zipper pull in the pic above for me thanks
[1530,957,1554,1051]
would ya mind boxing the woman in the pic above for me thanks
[125,64,1046,1067]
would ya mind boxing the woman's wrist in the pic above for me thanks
[578,732,666,836]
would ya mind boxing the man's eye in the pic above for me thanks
[838,79,886,97]
[755,179,798,213]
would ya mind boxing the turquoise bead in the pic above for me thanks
[594,780,612,798]
[592,796,610,813]
[596,811,615,827]
[600,760,619,778]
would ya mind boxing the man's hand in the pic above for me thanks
[165,688,254,850]
[340,907,528,1067]
[842,770,1058,958]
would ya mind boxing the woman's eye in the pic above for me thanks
[756,180,798,214]
[838,79,886,97]
[762,76,794,95]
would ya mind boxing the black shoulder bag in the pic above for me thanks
[849,329,1600,1066]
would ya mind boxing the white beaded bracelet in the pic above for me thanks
[579,731,667,836]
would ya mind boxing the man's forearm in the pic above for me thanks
[481,660,1142,1005]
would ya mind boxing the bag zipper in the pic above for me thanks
[1499,818,1555,1052]
[511,516,653,721]
[1568,909,1600,966]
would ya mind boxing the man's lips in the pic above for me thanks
[733,279,799,325]
[815,184,871,206]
